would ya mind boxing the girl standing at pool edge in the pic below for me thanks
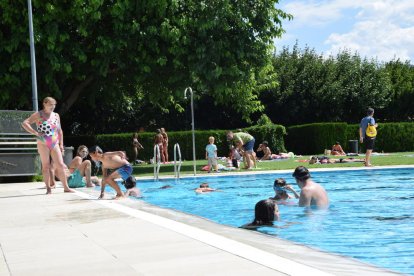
[22,97,74,194]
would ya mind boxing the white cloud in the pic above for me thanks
[326,20,414,61]
[280,0,414,61]
[282,0,358,28]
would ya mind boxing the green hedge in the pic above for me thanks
[286,122,414,154]
[286,123,348,154]
[66,122,414,157]
[65,124,287,161]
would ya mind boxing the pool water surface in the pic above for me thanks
[116,168,414,275]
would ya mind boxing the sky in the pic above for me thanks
[274,0,414,62]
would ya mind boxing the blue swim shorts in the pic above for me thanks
[68,169,86,188]
[116,164,133,180]
[243,138,255,152]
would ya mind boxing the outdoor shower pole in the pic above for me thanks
[184,87,196,176]
[27,0,38,111]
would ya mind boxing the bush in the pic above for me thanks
[65,124,287,161]
[286,123,348,154]
[371,122,414,152]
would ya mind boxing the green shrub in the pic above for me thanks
[286,123,348,154]
[65,124,287,161]
[245,124,286,153]
[256,114,273,126]
[371,123,414,152]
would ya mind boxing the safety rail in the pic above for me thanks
[173,143,182,179]
[153,144,161,180]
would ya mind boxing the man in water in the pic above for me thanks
[89,145,132,200]
[195,183,216,193]
[291,166,329,208]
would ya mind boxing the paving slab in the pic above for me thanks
[0,180,403,276]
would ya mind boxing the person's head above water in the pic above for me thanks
[292,166,311,181]
[124,176,136,189]
[199,183,209,188]
[253,199,279,225]
[273,178,288,199]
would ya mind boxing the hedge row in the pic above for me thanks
[65,124,287,161]
[286,122,414,154]
[65,122,414,158]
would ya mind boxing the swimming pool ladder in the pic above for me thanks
[153,144,161,180]
[173,143,182,179]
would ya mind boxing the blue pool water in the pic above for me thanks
[117,168,414,274]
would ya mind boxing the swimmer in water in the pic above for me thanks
[195,183,216,193]
[271,178,300,201]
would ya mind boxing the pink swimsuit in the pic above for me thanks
[36,111,60,150]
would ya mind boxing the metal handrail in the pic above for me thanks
[173,143,182,179]
[153,144,161,180]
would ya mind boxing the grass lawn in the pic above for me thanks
[133,152,414,177]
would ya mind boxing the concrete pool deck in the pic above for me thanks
[1,167,409,275]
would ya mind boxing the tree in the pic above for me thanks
[0,0,292,134]
[260,44,392,125]
[382,60,414,121]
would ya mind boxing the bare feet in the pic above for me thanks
[46,187,52,194]
[64,188,75,193]
[50,185,56,189]
[114,194,125,200]
[86,183,96,188]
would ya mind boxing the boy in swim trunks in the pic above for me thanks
[89,145,132,199]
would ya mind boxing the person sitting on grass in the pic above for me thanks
[331,142,346,156]
[89,145,132,200]
[256,141,272,161]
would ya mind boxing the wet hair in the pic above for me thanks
[123,176,136,189]
[252,199,277,226]
[274,178,286,187]
[367,107,374,116]
[292,166,311,181]
[89,145,103,154]
[200,183,209,188]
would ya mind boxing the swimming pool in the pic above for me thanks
[120,168,414,274]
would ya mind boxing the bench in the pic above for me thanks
[0,110,41,177]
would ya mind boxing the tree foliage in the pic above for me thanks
[260,44,393,125]
[0,0,292,134]
[382,60,414,121]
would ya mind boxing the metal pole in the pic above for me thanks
[27,0,38,111]
[184,87,196,176]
